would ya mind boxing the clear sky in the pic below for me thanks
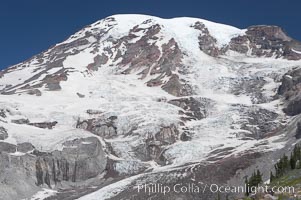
[1,0,300,69]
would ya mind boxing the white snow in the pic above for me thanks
[110,14,245,49]
[292,48,301,54]
[22,188,57,200]
[77,175,143,200]
[63,50,95,70]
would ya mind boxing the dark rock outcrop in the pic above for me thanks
[113,23,191,97]
[11,118,57,129]
[0,142,16,153]
[76,116,118,138]
[11,118,30,124]
[230,26,301,60]
[76,92,85,98]
[87,54,108,71]
[44,69,68,91]
[17,142,35,153]
[26,89,42,96]
[0,109,7,118]
[278,67,301,115]
[168,97,212,121]
[0,126,8,140]
[0,137,106,200]
[193,21,224,57]
[144,125,179,162]
[29,121,58,129]
[295,122,301,139]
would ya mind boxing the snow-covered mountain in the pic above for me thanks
[1,14,301,200]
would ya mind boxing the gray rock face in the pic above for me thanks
[76,116,118,139]
[295,122,301,139]
[0,126,8,140]
[17,142,35,153]
[0,153,39,200]
[284,97,301,116]
[0,142,16,153]
[35,137,106,187]
[87,54,109,71]
[0,109,7,118]
[279,68,301,95]
[278,67,301,115]
[0,137,106,200]
[11,118,30,124]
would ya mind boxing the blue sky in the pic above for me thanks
[1,0,300,69]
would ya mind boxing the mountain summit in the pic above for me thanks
[1,14,301,200]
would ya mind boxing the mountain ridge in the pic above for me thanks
[0,14,301,200]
